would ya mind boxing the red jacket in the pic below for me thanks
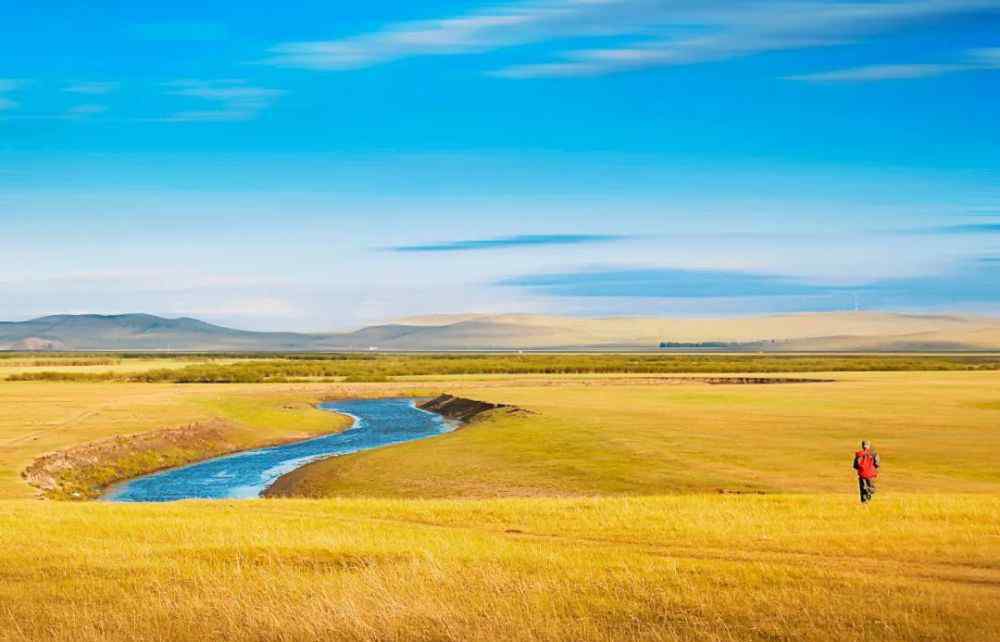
[853,449,880,479]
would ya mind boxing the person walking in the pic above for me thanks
[853,440,880,503]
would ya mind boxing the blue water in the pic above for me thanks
[102,398,455,502]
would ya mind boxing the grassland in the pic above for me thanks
[5,352,1000,383]
[0,382,358,499]
[269,371,1000,498]
[1,495,998,641]
[1,356,998,641]
[0,355,246,379]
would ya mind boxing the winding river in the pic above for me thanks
[102,398,455,502]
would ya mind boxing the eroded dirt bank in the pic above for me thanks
[417,393,525,423]
[24,421,244,500]
[24,403,352,501]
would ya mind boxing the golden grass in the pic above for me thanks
[0,494,997,641]
[272,371,1000,498]
[2,370,999,640]
[9,353,1000,384]
[0,357,245,377]
[0,382,356,499]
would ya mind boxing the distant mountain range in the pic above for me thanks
[2,312,1000,352]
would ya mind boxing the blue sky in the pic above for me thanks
[2,0,999,330]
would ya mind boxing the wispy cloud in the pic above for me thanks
[786,47,1000,82]
[263,0,1000,78]
[65,81,120,95]
[265,4,588,70]
[915,223,1000,235]
[500,261,1000,305]
[154,80,285,123]
[387,234,632,253]
[499,267,841,298]
[785,63,970,82]
[862,261,1000,305]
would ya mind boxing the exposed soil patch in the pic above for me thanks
[418,394,529,423]
[686,377,834,385]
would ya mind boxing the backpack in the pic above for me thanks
[855,450,878,479]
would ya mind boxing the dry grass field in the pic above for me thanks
[0,382,358,499]
[1,495,998,642]
[390,311,1000,350]
[270,371,1000,498]
[0,356,233,377]
[1,361,998,641]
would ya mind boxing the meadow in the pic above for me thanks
[269,370,1000,498]
[0,382,363,500]
[3,495,997,642]
[1,354,998,641]
[5,352,1000,383]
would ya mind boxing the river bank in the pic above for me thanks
[264,395,523,498]
[16,379,823,501]
[18,389,366,500]
[102,397,472,502]
[25,410,355,500]
[4,372,1000,641]
[14,388,534,501]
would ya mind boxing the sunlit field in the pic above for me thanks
[5,352,1000,382]
[270,370,1000,497]
[1,355,998,641]
[0,382,365,499]
[0,355,247,379]
[3,495,998,642]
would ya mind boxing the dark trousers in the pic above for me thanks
[858,477,876,503]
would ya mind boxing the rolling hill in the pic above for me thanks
[0,314,312,351]
[2,312,1000,352]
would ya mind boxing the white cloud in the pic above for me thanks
[263,0,1000,78]
[155,80,285,123]
[65,81,120,95]
[495,33,848,78]
[785,63,971,82]
[785,46,1000,82]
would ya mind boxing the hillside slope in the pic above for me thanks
[0,314,313,351]
[2,311,1000,351]
[371,312,1000,351]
